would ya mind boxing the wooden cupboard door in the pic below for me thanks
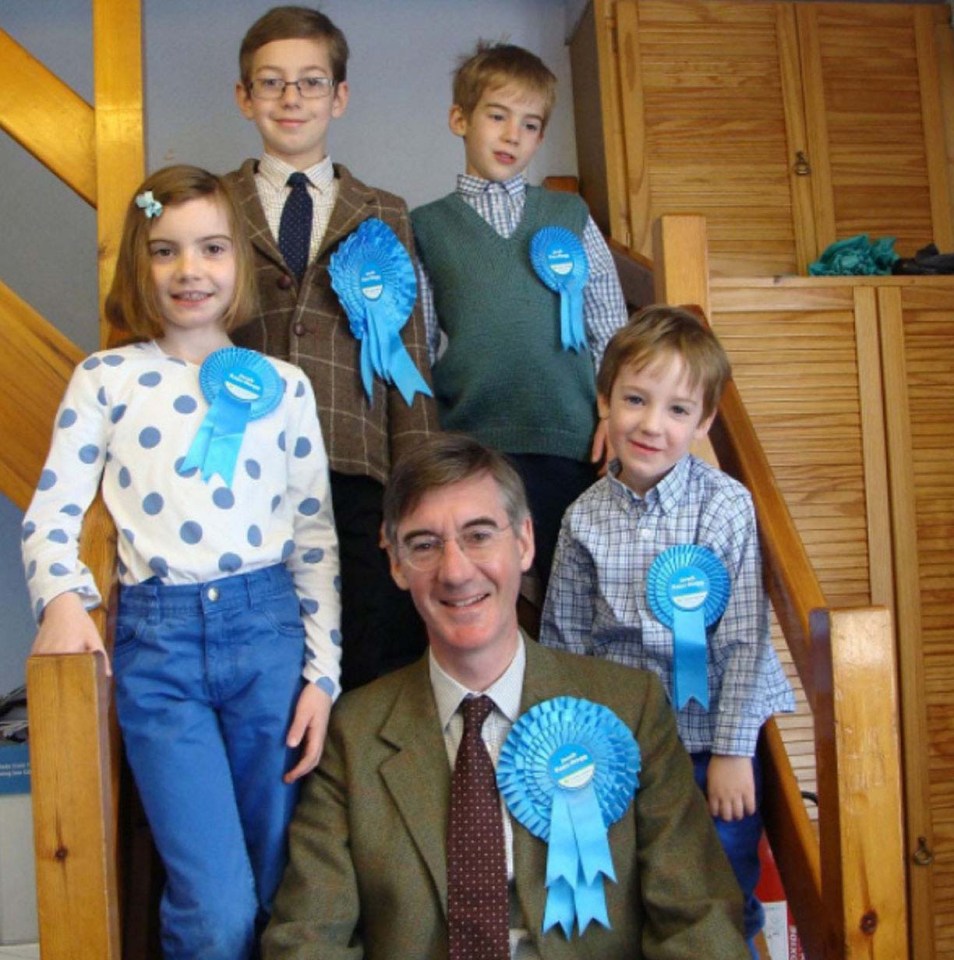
[797,3,953,258]
[615,0,816,276]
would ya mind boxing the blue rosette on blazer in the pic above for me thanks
[329,217,432,406]
[497,696,640,938]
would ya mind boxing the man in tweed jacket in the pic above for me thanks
[263,435,749,960]
[228,7,437,691]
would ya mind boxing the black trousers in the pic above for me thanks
[330,471,428,692]
[507,453,597,593]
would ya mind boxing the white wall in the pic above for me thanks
[0,1,581,690]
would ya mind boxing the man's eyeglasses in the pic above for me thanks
[248,77,336,100]
[399,523,514,572]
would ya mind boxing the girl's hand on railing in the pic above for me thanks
[31,590,111,675]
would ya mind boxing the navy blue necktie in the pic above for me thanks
[278,172,313,283]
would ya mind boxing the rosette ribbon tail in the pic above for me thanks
[543,785,614,936]
[366,306,433,405]
[179,388,251,487]
[672,607,709,710]
[562,288,587,353]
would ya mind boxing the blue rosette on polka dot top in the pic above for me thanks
[328,217,433,406]
[646,544,730,710]
[497,696,640,938]
[529,226,589,353]
[179,347,283,488]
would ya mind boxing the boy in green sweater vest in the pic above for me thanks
[411,42,627,591]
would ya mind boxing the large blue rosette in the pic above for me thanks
[328,217,432,406]
[529,226,589,353]
[179,347,283,488]
[646,545,730,710]
[497,696,640,938]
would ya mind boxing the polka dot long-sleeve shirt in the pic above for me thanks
[22,340,342,694]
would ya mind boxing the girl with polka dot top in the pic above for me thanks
[21,165,341,960]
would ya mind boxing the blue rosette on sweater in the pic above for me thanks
[179,347,283,488]
[328,217,432,406]
[646,545,730,710]
[530,226,589,353]
[497,696,640,938]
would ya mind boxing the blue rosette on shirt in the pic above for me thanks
[529,226,590,353]
[646,545,730,710]
[328,217,432,406]
[179,347,283,488]
[497,696,640,939]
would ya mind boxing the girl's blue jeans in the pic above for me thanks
[692,751,765,956]
[114,564,305,960]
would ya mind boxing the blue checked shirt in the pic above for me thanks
[539,455,794,756]
[416,173,627,368]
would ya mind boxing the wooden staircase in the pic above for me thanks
[2,8,909,959]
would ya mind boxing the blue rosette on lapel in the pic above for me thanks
[646,545,731,710]
[529,226,590,353]
[328,217,433,406]
[497,696,640,938]
[179,347,283,488]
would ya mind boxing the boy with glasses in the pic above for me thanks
[228,6,436,692]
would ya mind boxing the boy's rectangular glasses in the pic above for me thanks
[400,524,514,572]
[248,77,336,100]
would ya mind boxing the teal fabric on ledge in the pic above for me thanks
[808,234,898,276]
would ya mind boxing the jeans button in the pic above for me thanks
[207,586,219,602]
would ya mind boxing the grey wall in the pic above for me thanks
[0,1,581,690]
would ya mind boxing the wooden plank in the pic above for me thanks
[27,654,120,960]
[813,607,908,960]
[0,281,83,510]
[0,30,96,205]
[652,214,710,316]
[877,286,936,960]
[92,0,145,346]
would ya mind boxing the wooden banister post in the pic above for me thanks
[812,607,908,960]
[27,652,120,959]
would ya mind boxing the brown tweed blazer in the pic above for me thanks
[263,639,748,960]
[226,160,437,485]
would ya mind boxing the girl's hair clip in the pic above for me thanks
[135,191,163,219]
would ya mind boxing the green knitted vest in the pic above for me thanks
[412,188,596,461]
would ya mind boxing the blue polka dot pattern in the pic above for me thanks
[173,395,197,414]
[83,357,101,370]
[97,387,108,406]
[139,371,162,387]
[103,354,124,367]
[38,469,57,491]
[271,495,282,512]
[295,381,305,398]
[302,547,324,563]
[245,459,261,479]
[301,597,319,615]
[247,525,262,547]
[180,521,203,545]
[111,405,127,424]
[21,522,36,541]
[118,467,132,488]
[219,553,242,573]
[175,457,199,479]
[281,540,295,561]
[299,497,320,516]
[26,560,36,580]
[48,529,68,544]
[59,409,77,428]
[143,492,164,515]
[278,431,286,452]
[122,528,135,543]
[149,557,169,577]
[331,629,343,646]
[139,427,161,449]
[60,504,82,516]
[294,437,312,458]
[79,445,100,464]
[35,599,44,619]
[50,563,69,577]
[316,676,335,697]
[212,488,235,509]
